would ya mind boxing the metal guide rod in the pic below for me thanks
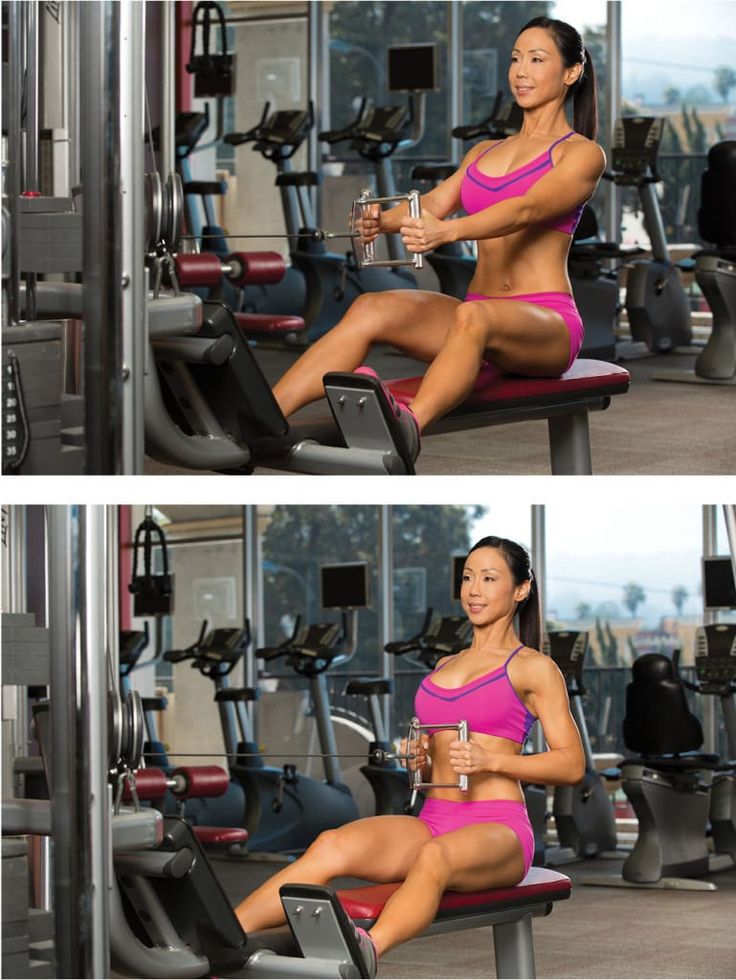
[23,1,40,319]
[80,0,123,474]
[7,0,22,325]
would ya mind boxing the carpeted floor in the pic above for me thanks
[145,342,736,477]
[210,850,736,979]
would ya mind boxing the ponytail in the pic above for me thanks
[518,573,541,651]
[518,17,598,140]
[467,535,541,651]
[572,47,598,140]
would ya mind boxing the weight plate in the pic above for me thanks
[124,690,146,771]
[144,171,163,251]
[107,689,123,770]
[165,172,184,252]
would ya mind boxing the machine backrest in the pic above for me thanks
[623,653,704,755]
[698,141,736,249]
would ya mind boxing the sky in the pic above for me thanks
[472,503,731,625]
[553,0,736,37]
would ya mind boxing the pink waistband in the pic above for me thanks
[465,291,576,305]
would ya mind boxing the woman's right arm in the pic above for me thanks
[364,141,493,237]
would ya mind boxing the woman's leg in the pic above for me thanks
[234,815,431,933]
[272,289,460,417]
[408,298,571,429]
[370,821,526,957]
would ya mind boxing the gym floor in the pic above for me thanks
[146,343,736,477]
[209,853,736,979]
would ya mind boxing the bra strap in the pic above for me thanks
[503,643,525,668]
[548,130,576,153]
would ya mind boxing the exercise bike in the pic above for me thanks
[170,620,359,854]
[582,625,735,889]
[543,630,620,862]
[572,116,693,358]
[225,102,417,340]
[654,139,736,384]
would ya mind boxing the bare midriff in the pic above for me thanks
[468,225,573,298]
[424,728,525,803]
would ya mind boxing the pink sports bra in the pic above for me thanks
[414,644,536,745]
[460,131,584,236]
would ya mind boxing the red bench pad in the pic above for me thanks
[337,867,571,921]
[387,359,630,412]
[234,312,305,336]
[193,826,249,846]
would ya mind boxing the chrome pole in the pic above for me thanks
[159,0,176,180]
[7,1,23,324]
[119,0,146,473]
[80,506,111,977]
[531,505,546,754]
[80,0,123,474]
[379,506,394,738]
[702,505,719,752]
[605,1,622,242]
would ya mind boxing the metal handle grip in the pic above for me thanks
[351,189,423,270]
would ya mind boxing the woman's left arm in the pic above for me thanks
[449,655,585,785]
[401,141,606,252]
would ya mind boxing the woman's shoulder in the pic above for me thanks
[509,646,562,686]
[558,132,606,171]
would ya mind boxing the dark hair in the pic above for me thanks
[518,16,598,140]
[466,535,541,650]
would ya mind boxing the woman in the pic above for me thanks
[234,536,585,977]
[272,17,605,463]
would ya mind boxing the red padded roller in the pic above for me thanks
[171,765,229,799]
[338,867,572,921]
[193,826,250,846]
[228,251,285,286]
[175,252,224,287]
[233,312,305,336]
[124,768,168,801]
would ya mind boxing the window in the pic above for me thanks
[620,0,736,246]
[545,503,704,754]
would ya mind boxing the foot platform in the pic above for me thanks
[323,372,416,474]
[279,883,373,979]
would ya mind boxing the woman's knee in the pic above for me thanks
[450,302,497,350]
[305,826,357,873]
[412,839,453,887]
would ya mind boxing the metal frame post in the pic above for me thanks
[448,0,463,164]
[80,0,123,474]
[243,506,259,732]
[702,505,719,752]
[6,0,23,325]
[160,0,176,181]
[531,506,546,754]
[120,0,146,473]
[81,506,112,977]
[605,1,622,242]
[379,506,394,739]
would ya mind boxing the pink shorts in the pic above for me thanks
[465,290,584,372]
[418,798,535,876]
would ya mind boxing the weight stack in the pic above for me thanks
[1,613,51,688]
[2,323,85,475]
[1,839,55,979]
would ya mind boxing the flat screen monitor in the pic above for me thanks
[387,43,439,93]
[703,556,736,610]
[320,562,369,610]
